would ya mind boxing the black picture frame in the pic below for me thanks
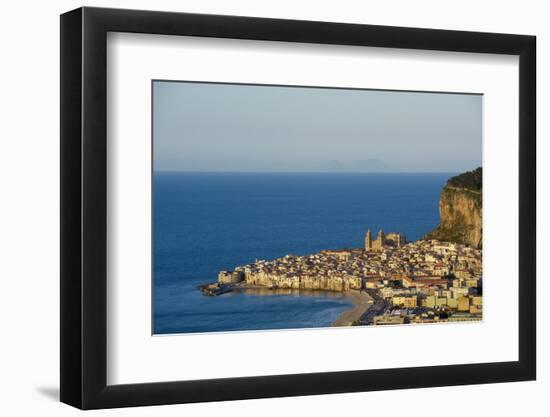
[60,6,536,410]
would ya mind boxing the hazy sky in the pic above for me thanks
[153,81,482,172]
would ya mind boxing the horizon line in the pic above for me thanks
[153,170,464,174]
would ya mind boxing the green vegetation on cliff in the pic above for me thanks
[447,167,482,191]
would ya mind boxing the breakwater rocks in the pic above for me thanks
[198,282,234,296]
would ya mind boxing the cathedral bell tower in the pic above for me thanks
[378,229,385,246]
[365,229,372,251]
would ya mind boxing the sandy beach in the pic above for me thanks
[331,290,373,327]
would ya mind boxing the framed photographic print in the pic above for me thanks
[60,6,536,409]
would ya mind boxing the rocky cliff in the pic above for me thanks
[424,168,482,248]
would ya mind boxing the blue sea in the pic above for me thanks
[153,172,451,334]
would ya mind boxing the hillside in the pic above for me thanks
[424,168,483,248]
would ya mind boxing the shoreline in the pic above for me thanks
[331,290,373,327]
[201,283,374,327]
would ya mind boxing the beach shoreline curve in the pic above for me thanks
[331,290,373,327]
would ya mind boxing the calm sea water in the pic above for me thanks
[153,172,450,334]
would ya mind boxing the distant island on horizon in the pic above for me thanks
[317,158,390,172]
[153,158,480,174]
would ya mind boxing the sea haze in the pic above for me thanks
[153,172,451,334]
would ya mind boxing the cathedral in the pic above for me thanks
[364,229,406,251]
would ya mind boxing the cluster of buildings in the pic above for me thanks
[215,229,483,325]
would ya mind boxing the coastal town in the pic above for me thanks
[200,228,483,326]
